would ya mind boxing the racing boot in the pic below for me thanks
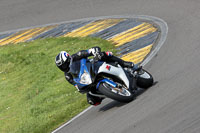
[87,93,103,106]
[123,61,142,70]
[133,64,142,71]
[123,61,134,68]
[123,62,141,70]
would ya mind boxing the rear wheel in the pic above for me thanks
[98,82,134,103]
[136,69,154,88]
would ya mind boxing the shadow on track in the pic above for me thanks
[99,100,127,112]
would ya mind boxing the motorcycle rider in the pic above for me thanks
[55,46,136,106]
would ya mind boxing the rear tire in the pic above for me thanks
[136,69,154,88]
[98,83,134,103]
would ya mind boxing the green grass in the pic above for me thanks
[0,37,117,133]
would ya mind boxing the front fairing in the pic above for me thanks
[69,58,93,90]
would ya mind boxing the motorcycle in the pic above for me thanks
[69,58,154,103]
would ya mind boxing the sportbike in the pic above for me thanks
[69,58,153,102]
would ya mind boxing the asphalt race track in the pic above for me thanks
[1,0,200,133]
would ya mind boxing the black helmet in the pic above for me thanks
[55,51,71,72]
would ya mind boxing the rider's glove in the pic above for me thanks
[94,52,104,62]
[88,47,101,57]
[88,47,104,62]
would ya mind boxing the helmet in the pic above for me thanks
[55,51,71,72]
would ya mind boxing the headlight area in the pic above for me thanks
[80,72,92,85]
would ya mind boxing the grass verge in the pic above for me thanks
[0,37,117,133]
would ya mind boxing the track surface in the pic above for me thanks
[1,0,200,133]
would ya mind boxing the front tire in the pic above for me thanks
[98,83,134,103]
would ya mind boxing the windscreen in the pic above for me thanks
[69,61,80,78]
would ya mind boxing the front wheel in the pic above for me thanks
[98,83,134,103]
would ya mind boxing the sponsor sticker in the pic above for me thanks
[106,65,111,71]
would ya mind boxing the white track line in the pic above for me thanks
[51,106,93,133]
